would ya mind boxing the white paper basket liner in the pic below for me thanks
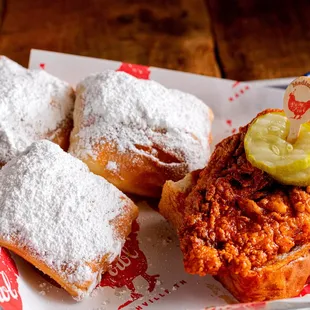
[0,50,308,310]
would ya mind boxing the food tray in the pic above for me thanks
[0,49,309,310]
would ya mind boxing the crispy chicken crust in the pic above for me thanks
[179,109,310,277]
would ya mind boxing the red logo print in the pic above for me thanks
[299,283,310,297]
[226,120,232,126]
[100,221,159,310]
[117,63,151,80]
[228,81,250,102]
[39,63,45,70]
[0,248,22,310]
[226,119,236,134]
[287,90,310,120]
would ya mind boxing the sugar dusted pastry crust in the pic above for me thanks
[69,70,213,197]
[0,56,74,166]
[0,140,138,300]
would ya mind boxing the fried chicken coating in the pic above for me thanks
[179,109,310,277]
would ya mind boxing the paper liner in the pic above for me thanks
[0,49,309,309]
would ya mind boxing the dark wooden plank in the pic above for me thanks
[0,0,4,29]
[207,0,310,80]
[0,0,220,76]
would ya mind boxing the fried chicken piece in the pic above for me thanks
[159,109,310,302]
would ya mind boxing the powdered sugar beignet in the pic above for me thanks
[0,140,138,300]
[0,56,74,166]
[69,70,213,197]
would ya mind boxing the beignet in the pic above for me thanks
[0,140,138,300]
[0,56,74,166]
[69,70,213,197]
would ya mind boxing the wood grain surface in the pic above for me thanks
[0,0,309,80]
[0,0,220,77]
[207,0,310,80]
[0,0,4,27]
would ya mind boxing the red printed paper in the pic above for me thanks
[100,221,159,310]
[0,248,22,310]
[3,49,306,310]
[117,63,151,80]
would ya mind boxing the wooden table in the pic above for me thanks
[0,0,309,80]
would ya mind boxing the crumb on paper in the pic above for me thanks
[91,288,99,298]
[114,289,127,297]
[91,298,110,310]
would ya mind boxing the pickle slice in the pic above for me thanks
[275,166,310,186]
[244,112,310,185]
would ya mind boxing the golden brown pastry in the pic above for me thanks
[0,140,138,300]
[0,56,74,166]
[159,109,310,302]
[69,70,213,197]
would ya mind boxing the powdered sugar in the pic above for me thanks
[106,161,118,172]
[0,140,133,299]
[0,56,74,164]
[69,70,212,171]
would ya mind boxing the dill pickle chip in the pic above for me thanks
[274,165,310,186]
[244,112,310,185]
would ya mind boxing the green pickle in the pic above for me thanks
[244,112,310,186]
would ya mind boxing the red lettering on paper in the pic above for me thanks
[100,221,159,310]
[117,63,151,80]
[0,248,22,310]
